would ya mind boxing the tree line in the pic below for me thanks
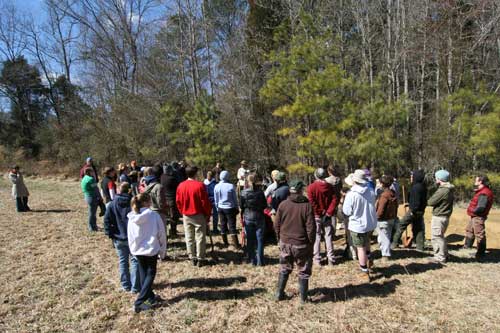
[0,0,499,188]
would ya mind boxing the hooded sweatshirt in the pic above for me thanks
[204,178,216,202]
[104,193,132,240]
[409,170,427,213]
[427,182,454,217]
[214,171,238,210]
[342,184,377,233]
[274,193,316,246]
[127,207,166,258]
[144,177,167,214]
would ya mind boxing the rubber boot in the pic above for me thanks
[462,237,474,249]
[475,239,486,261]
[229,234,242,251]
[275,273,289,301]
[221,234,229,247]
[298,278,309,303]
[414,229,425,252]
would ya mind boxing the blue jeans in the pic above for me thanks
[210,202,219,232]
[113,239,140,292]
[85,195,98,231]
[245,219,265,266]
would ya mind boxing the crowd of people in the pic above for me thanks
[7,158,495,313]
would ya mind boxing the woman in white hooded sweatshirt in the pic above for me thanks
[342,169,377,283]
[127,193,166,313]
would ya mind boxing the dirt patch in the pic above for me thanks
[0,178,499,332]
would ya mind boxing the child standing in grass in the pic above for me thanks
[127,193,166,313]
[9,165,30,212]
[104,182,140,293]
[81,168,99,232]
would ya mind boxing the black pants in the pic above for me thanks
[218,208,238,235]
[16,197,29,212]
[135,255,158,307]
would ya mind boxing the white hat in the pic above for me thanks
[352,169,367,184]
[344,174,354,187]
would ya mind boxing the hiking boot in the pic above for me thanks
[197,259,206,268]
[275,273,289,301]
[462,237,474,250]
[221,234,229,248]
[475,240,486,261]
[229,234,242,251]
[298,278,309,304]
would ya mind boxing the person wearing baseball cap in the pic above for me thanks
[274,179,316,303]
[427,170,454,263]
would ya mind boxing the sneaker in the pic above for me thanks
[134,300,153,313]
[358,271,371,284]
[380,256,390,263]
[429,257,446,264]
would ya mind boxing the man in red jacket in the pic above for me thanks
[176,166,212,267]
[307,168,339,266]
[464,175,494,261]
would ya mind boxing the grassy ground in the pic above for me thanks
[1,177,500,332]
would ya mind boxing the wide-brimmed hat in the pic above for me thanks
[344,174,354,187]
[240,160,248,166]
[352,169,367,184]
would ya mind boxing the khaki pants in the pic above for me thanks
[279,242,313,279]
[183,214,207,260]
[465,216,486,245]
[431,215,449,262]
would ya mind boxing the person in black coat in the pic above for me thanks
[391,170,427,251]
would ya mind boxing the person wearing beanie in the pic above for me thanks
[307,168,339,266]
[274,179,316,303]
[464,175,495,261]
[342,170,377,283]
[427,170,454,263]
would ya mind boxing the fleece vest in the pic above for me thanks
[467,186,494,218]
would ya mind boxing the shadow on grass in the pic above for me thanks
[448,248,500,264]
[310,279,401,303]
[390,249,431,260]
[371,262,443,280]
[30,209,72,213]
[167,276,247,289]
[166,287,266,305]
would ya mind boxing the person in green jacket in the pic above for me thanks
[427,170,454,263]
[81,168,99,232]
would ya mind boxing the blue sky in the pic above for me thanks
[14,0,45,21]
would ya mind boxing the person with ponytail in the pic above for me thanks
[127,193,166,313]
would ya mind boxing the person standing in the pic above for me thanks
[427,170,454,263]
[80,157,105,216]
[240,173,268,266]
[101,167,117,208]
[127,193,166,313]
[176,166,212,267]
[214,171,240,249]
[264,170,280,199]
[464,175,494,261]
[212,162,223,182]
[204,171,219,234]
[342,170,377,283]
[81,168,99,232]
[271,172,290,224]
[162,165,180,237]
[307,168,339,266]
[118,163,131,183]
[376,175,398,261]
[391,170,427,252]
[144,165,169,242]
[130,160,141,173]
[9,165,30,212]
[274,180,316,303]
[237,160,249,194]
[104,182,140,293]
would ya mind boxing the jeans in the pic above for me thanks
[135,255,158,307]
[377,219,395,257]
[85,195,98,231]
[211,204,219,232]
[245,219,265,266]
[218,208,238,235]
[16,196,29,212]
[113,239,140,292]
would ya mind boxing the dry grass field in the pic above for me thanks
[1,177,500,332]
